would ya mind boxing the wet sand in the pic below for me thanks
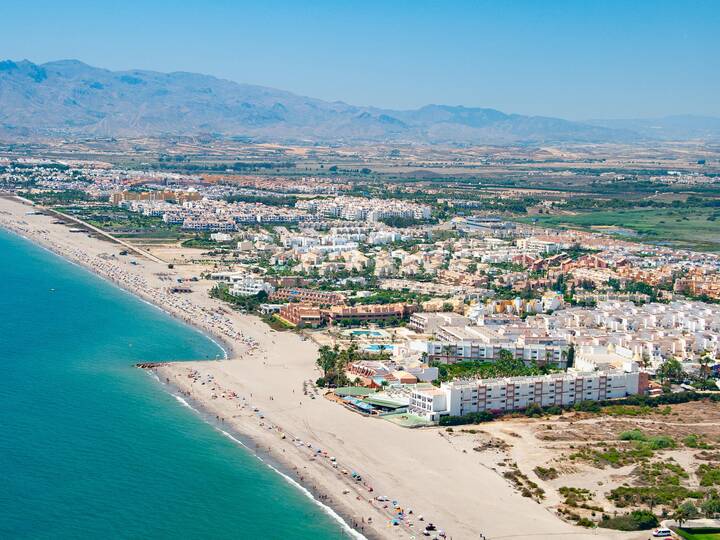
[0,195,643,540]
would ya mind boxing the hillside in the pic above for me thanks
[0,59,660,144]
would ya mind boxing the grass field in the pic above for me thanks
[674,527,720,539]
[519,207,720,252]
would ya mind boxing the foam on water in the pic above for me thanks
[0,228,348,539]
[167,388,366,540]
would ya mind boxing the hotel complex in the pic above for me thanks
[410,369,649,422]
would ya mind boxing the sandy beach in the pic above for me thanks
[0,195,646,540]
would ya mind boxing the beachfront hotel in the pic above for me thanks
[409,369,649,422]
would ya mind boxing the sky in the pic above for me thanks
[2,0,718,119]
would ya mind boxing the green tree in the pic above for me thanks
[316,345,337,378]
[658,357,684,384]
[442,344,455,362]
[673,500,698,528]
[699,351,713,379]
[702,495,720,518]
[566,344,575,368]
[641,351,652,369]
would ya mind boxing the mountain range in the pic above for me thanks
[1,59,718,145]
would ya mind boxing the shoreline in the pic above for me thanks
[0,195,640,540]
[0,198,393,540]
[143,368,369,540]
[147,361,402,539]
[0,197,239,358]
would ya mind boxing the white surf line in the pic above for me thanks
[217,427,367,540]
[0,223,230,360]
[5,219,363,539]
[160,379,366,540]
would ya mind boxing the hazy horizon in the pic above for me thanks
[2,0,718,120]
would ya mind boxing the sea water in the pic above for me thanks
[0,229,349,539]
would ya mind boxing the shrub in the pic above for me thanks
[647,436,676,450]
[599,510,659,531]
[698,464,720,486]
[636,461,688,486]
[574,400,601,413]
[534,466,559,480]
[603,405,654,416]
[544,405,563,415]
[439,411,495,426]
[684,434,713,449]
[524,403,544,417]
[576,517,596,528]
[609,485,703,507]
[619,429,648,442]
[559,486,593,506]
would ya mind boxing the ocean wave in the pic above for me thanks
[153,376,365,540]
[216,427,365,540]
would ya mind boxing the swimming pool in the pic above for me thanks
[348,329,385,337]
[364,344,395,353]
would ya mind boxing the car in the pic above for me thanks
[652,528,673,538]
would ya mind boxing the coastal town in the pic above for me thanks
[3,3,719,539]
[2,143,720,539]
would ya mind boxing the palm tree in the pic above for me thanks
[316,345,337,379]
[699,351,713,379]
[641,351,652,369]
[673,507,687,529]
[544,350,552,368]
[336,348,349,374]
[673,501,697,529]
[347,342,359,363]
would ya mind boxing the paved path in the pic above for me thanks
[2,195,167,265]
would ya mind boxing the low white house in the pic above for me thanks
[210,232,233,242]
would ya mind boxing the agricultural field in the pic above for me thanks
[520,207,720,252]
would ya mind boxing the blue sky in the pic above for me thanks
[2,0,718,119]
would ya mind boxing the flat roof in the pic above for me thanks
[334,386,376,397]
[363,396,407,409]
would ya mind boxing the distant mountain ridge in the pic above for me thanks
[586,115,720,141]
[0,59,716,144]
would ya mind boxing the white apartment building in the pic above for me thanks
[182,218,236,232]
[229,276,275,297]
[410,369,647,422]
[546,300,720,361]
[408,312,471,334]
[409,384,448,419]
[516,236,569,254]
[295,197,431,223]
[417,325,570,367]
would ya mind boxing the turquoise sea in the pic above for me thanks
[0,229,348,539]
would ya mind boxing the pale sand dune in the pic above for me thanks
[0,196,644,540]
